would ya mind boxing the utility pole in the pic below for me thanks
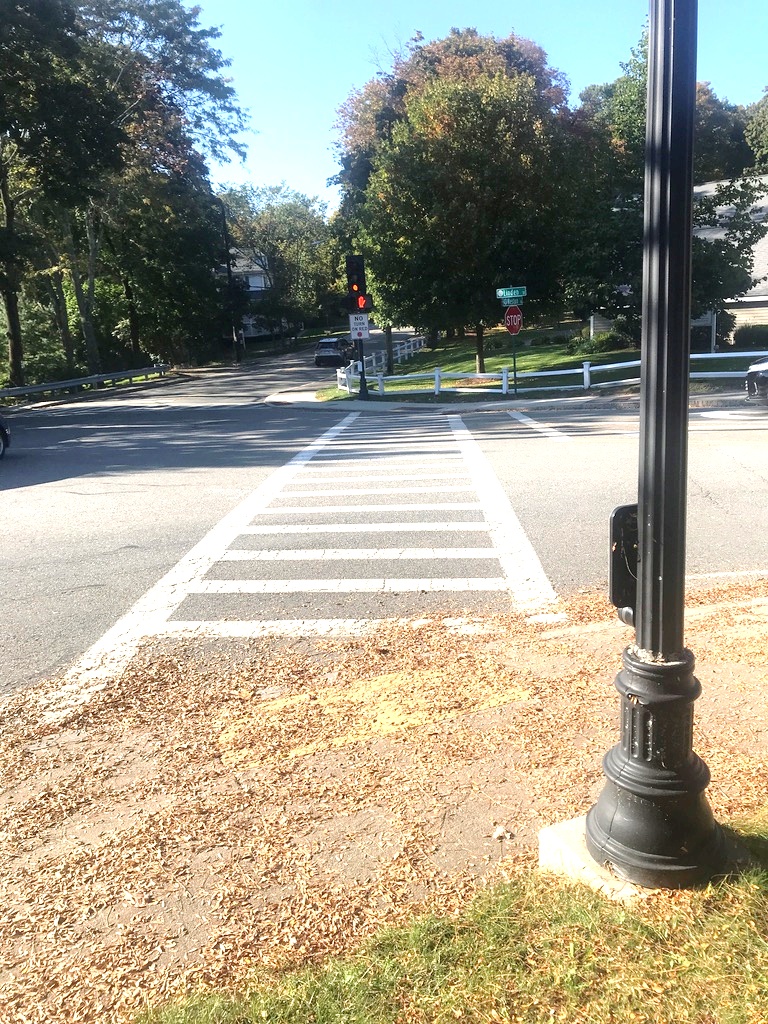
[585,0,729,886]
[216,197,240,363]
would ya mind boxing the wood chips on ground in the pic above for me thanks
[1,582,767,1023]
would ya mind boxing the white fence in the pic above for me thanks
[337,335,427,389]
[336,350,768,397]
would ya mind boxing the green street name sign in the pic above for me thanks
[496,286,527,299]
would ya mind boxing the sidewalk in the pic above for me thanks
[1,579,767,1023]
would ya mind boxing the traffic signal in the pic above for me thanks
[345,254,366,298]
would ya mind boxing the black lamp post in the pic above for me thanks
[585,0,728,887]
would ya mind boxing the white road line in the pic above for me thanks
[237,522,491,534]
[254,502,484,514]
[318,440,461,449]
[160,619,387,637]
[52,413,361,702]
[220,548,500,560]
[507,410,570,440]
[292,473,472,483]
[448,415,558,613]
[274,484,476,497]
[308,454,465,464]
[194,578,510,593]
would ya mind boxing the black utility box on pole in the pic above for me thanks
[585,0,729,887]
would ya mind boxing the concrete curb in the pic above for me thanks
[264,388,754,414]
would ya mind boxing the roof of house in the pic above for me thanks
[694,175,768,299]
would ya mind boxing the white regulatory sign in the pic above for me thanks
[348,312,370,340]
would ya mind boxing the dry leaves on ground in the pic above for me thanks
[0,582,766,1023]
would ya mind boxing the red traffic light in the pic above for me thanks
[345,254,366,297]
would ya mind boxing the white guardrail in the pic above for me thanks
[0,364,171,401]
[337,350,768,397]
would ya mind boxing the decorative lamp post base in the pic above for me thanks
[585,647,728,888]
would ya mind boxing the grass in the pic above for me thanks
[139,816,768,1024]
[313,330,756,402]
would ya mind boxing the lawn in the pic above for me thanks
[316,328,759,401]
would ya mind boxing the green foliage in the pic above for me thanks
[565,30,765,326]
[746,87,768,169]
[578,30,753,189]
[732,324,768,350]
[568,330,634,355]
[694,83,753,182]
[334,28,572,354]
[222,183,334,332]
[353,58,567,341]
[611,312,642,343]
[0,0,251,385]
[77,0,248,163]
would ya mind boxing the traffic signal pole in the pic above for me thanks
[345,255,371,399]
[585,0,729,886]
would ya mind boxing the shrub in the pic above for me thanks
[732,324,768,350]
[568,330,634,356]
[612,313,642,344]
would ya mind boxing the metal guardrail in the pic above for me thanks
[0,365,171,402]
[337,350,768,397]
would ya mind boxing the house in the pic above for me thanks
[693,175,768,337]
[225,249,274,340]
[589,175,768,344]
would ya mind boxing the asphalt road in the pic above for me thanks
[3,348,767,696]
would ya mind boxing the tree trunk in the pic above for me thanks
[47,269,76,376]
[122,275,142,361]
[475,324,485,374]
[0,156,24,387]
[61,208,102,374]
[2,286,25,388]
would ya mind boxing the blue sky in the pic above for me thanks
[199,0,768,208]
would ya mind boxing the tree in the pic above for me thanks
[221,184,333,334]
[565,30,766,322]
[577,31,753,188]
[0,0,124,385]
[359,72,568,368]
[746,87,768,169]
[77,0,247,163]
[97,149,227,365]
[335,29,571,369]
[53,0,249,372]
[694,83,753,182]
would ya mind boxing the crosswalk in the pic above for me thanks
[63,412,558,691]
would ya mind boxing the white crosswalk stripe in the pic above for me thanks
[59,413,560,703]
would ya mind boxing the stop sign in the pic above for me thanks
[504,306,523,335]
